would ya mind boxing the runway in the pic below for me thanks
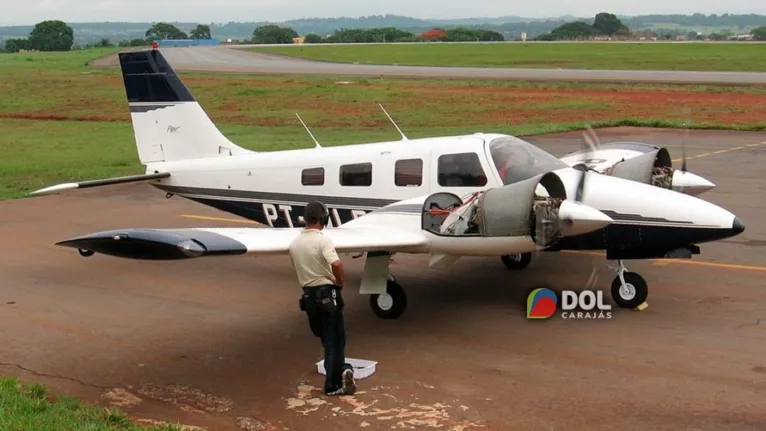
[92,45,766,85]
[2,127,765,431]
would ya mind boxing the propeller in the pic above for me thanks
[531,124,599,257]
[681,107,691,173]
[575,124,600,202]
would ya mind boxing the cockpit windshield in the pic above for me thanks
[489,136,568,185]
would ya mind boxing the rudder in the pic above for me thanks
[119,49,251,164]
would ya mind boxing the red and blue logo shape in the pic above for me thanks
[527,288,558,319]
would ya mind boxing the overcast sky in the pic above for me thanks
[2,0,765,26]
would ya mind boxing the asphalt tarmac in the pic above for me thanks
[160,45,766,85]
[1,127,764,431]
[92,45,766,85]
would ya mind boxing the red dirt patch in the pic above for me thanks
[0,113,128,122]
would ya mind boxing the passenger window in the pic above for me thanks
[340,163,372,186]
[437,153,487,187]
[301,167,324,186]
[395,159,422,187]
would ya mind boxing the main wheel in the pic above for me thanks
[370,279,407,320]
[501,253,531,270]
[611,272,648,309]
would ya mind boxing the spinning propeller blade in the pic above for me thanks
[681,108,691,173]
[575,125,600,202]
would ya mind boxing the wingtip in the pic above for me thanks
[29,183,79,196]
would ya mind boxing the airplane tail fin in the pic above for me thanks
[119,48,252,164]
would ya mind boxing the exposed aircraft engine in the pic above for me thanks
[601,146,673,190]
[422,172,570,247]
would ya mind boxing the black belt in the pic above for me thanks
[302,284,337,296]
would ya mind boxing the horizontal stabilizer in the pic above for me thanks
[30,172,170,196]
[56,225,428,260]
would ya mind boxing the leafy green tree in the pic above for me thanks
[252,25,298,44]
[28,20,74,51]
[542,21,596,40]
[752,26,766,40]
[190,24,212,39]
[303,33,323,43]
[145,22,188,40]
[446,28,504,41]
[94,38,114,47]
[592,12,624,35]
[3,38,31,52]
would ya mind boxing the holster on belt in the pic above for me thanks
[299,285,342,312]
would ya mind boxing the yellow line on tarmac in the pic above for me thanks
[179,214,264,225]
[557,250,766,273]
[670,141,765,163]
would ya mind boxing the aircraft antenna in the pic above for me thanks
[378,103,408,141]
[295,113,321,148]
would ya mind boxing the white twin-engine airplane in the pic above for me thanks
[32,49,745,320]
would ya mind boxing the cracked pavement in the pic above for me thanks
[1,128,765,431]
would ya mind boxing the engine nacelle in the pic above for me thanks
[602,146,673,190]
[421,172,568,247]
[569,142,674,190]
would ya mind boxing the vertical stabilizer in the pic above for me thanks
[119,49,251,164]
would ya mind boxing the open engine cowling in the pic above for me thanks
[601,146,674,189]
[421,172,568,247]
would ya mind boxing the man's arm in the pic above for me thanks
[322,238,344,288]
[331,260,345,288]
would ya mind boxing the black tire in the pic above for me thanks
[370,280,407,319]
[501,253,532,270]
[78,248,95,257]
[611,272,648,309]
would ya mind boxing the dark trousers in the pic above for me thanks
[302,285,350,394]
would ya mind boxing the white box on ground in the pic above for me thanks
[316,358,377,379]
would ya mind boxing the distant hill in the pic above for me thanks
[2,13,765,45]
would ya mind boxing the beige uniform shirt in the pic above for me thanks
[288,228,340,287]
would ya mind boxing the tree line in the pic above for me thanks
[5,16,766,52]
[2,21,215,52]
[251,24,504,44]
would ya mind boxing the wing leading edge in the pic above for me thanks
[56,225,429,260]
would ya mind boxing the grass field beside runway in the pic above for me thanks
[2,48,766,199]
[0,378,183,430]
[247,42,766,71]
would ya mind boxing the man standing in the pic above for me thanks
[288,201,356,396]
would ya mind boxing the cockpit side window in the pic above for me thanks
[437,153,488,187]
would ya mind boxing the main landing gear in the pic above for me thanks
[609,259,648,309]
[500,252,532,270]
[369,274,407,319]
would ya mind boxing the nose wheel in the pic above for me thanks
[609,260,648,309]
[370,276,407,319]
[501,252,532,270]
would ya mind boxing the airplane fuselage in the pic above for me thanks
[144,132,743,259]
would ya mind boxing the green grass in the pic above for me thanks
[0,377,183,430]
[247,42,766,71]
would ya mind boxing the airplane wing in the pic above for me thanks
[55,200,430,260]
[56,225,429,260]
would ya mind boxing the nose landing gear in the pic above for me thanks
[500,252,532,270]
[609,259,648,309]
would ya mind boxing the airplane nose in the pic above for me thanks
[671,170,716,196]
[732,216,746,235]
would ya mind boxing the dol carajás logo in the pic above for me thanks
[526,287,558,319]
